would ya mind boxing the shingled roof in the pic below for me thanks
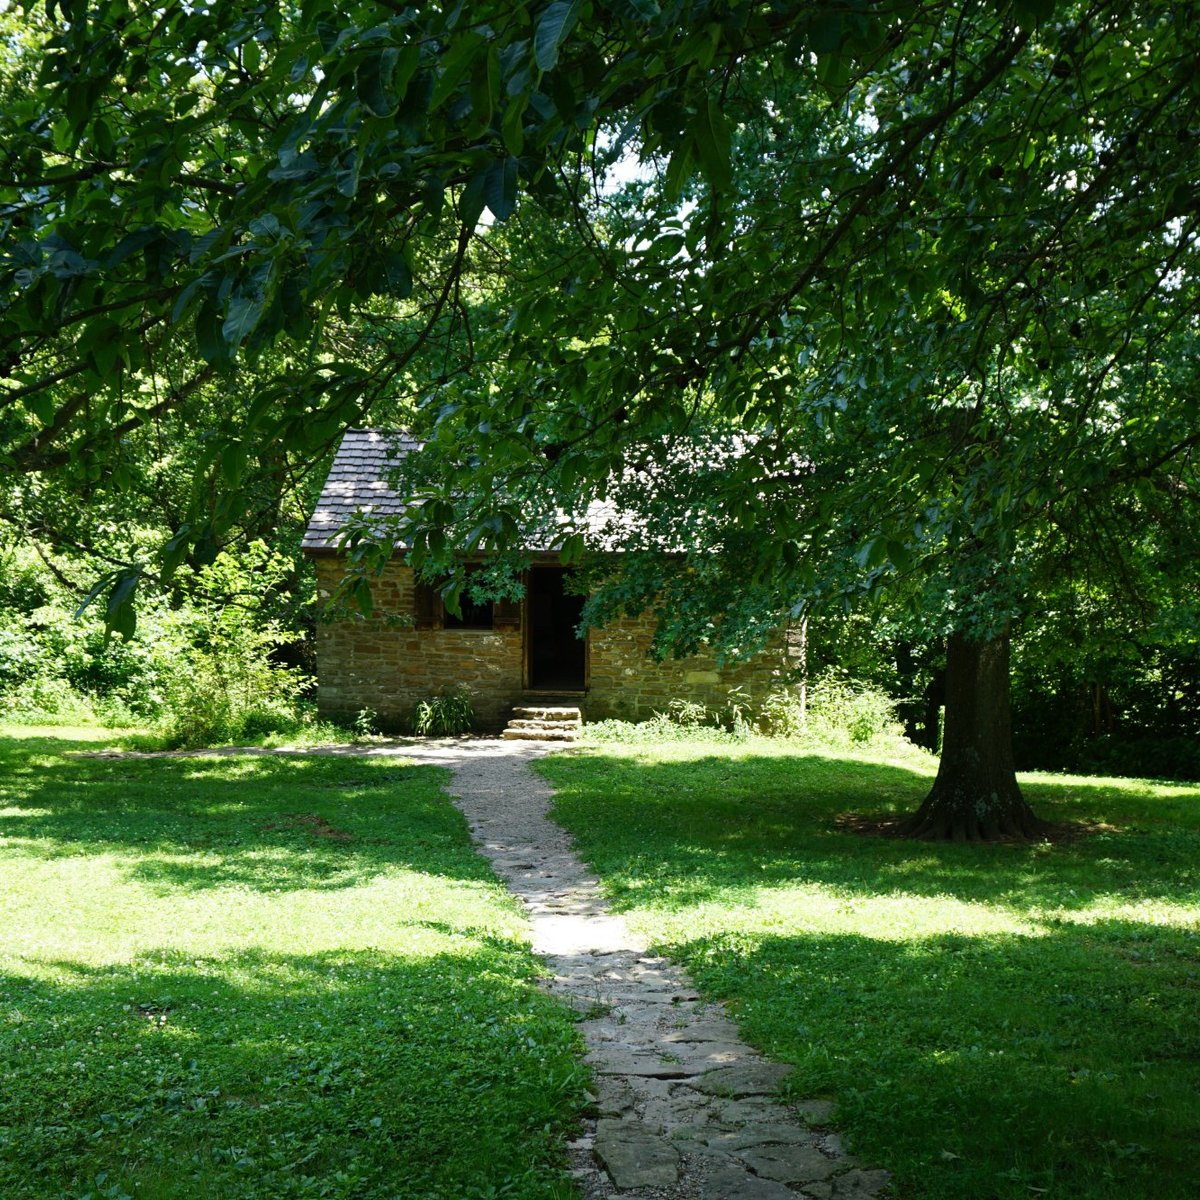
[303,426,754,556]
[301,428,420,552]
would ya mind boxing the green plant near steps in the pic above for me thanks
[412,687,474,736]
[352,707,380,738]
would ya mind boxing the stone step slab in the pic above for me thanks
[738,1142,840,1184]
[505,719,582,732]
[700,1166,799,1200]
[501,728,579,741]
[688,1061,795,1098]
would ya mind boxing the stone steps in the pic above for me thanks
[514,705,582,721]
[501,705,583,742]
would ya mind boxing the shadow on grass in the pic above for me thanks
[542,746,1200,1200]
[682,918,1199,1200]
[542,750,1200,915]
[0,733,490,892]
[0,946,584,1200]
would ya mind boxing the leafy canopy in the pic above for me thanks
[1,1,1197,644]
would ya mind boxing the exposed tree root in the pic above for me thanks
[836,811,1104,845]
[893,805,1051,842]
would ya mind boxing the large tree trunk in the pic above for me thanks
[898,628,1046,841]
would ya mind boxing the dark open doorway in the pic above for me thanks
[526,567,587,691]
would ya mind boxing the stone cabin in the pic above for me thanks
[303,429,805,730]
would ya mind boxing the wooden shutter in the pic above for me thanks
[413,581,438,629]
[493,595,521,632]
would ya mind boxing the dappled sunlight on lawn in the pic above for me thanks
[0,728,585,1200]
[541,742,1200,1200]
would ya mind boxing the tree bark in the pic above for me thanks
[898,628,1047,841]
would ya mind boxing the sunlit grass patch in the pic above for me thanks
[541,742,1200,1200]
[0,729,584,1200]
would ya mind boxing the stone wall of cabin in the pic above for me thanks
[312,558,803,730]
[312,558,523,729]
[585,616,805,721]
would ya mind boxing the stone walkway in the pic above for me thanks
[394,738,891,1200]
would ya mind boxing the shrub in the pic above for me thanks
[665,697,709,728]
[719,686,753,739]
[0,626,41,689]
[352,707,381,738]
[154,544,311,748]
[585,716,742,745]
[759,688,806,737]
[412,687,474,736]
[583,678,909,750]
[2,674,96,722]
[804,671,902,747]
[1071,734,1200,783]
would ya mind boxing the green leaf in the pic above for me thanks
[161,525,193,577]
[469,45,499,131]
[854,535,888,570]
[484,157,518,221]
[220,441,245,486]
[222,295,264,348]
[1013,0,1057,24]
[382,251,413,297]
[28,393,56,425]
[534,0,580,73]
[886,540,913,571]
[663,139,694,202]
[353,577,374,617]
[75,571,118,621]
[808,13,844,56]
[87,320,124,378]
[101,226,160,270]
[336,149,361,197]
[431,31,484,109]
[560,532,585,564]
[692,95,731,192]
[249,214,281,240]
[195,302,232,368]
[648,233,685,259]
[501,94,527,156]
[105,568,142,640]
[816,50,851,92]
[357,46,401,117]
[460,171,488,228]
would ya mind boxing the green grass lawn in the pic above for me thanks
[540,740,1200,1200]
[0,727,585,1200]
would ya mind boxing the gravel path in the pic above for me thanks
[393,738,890,1200]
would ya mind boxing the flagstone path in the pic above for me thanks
[396,737,891,1200]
